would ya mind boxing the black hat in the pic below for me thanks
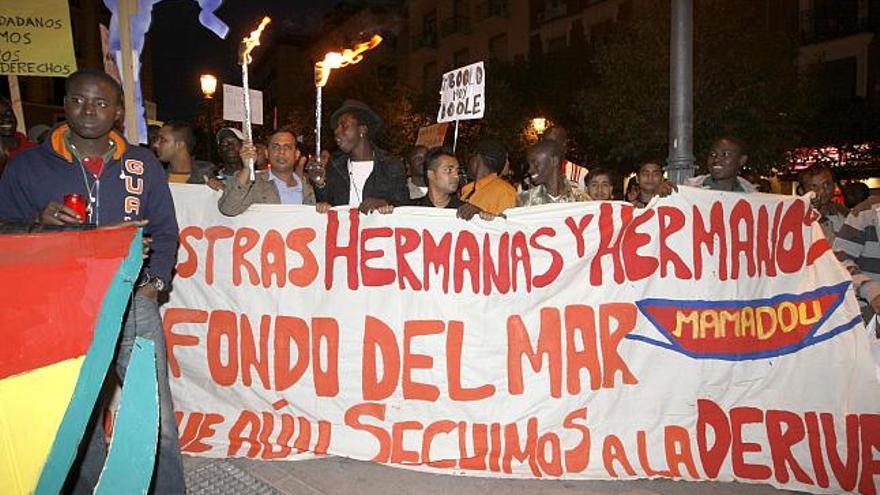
[330,99,383,134]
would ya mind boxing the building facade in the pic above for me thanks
[405,0,531,91]
[797,0,879,101]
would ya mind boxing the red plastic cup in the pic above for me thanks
[63,193,87,223]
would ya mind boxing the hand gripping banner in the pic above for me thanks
[166,185,880,494]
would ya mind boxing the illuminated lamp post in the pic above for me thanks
[200,74,218,98]
[530,117,548,135]
[199,74,218,161]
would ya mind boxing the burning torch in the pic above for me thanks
[240,16,271,182]
[313,34,383,161]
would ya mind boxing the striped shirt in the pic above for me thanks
[832,195,880,303]
[562,159,588,192]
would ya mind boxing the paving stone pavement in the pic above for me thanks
[183,455,803,495]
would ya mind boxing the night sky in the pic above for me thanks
[149,0,338,122]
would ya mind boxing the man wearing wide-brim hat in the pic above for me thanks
[307,99,408,214]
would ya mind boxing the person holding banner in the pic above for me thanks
[800,165,848,244]
[630,159,665,208]
[586,167,615,201]
[544,126,588,193]
[0,68,183,493]
[685,136,757,192]
[307,99,408,214]
[518,140,590,206]
[411,148,464,209]
[410,147,498,221]
[218,129,315,215]
[833,193,880,319]
[460,138,517,215]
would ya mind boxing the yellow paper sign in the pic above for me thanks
[0,0,76,77]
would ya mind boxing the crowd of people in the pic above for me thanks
[0,68,878,494]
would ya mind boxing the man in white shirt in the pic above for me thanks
[307,100,408,214]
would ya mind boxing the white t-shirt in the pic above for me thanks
[348,160,374,206]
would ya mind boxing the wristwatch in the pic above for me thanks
[138,273,166,292]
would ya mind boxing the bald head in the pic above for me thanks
[544,126,566,143]
[544,126,568,154]
[527,140,563,186]
[529,139,562,162]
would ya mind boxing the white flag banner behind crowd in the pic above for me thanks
[165,184,880,494]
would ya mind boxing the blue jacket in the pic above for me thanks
[0,125,179,285]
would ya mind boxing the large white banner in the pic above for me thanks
[165,185,880,494]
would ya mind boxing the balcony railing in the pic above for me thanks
[440,16,471,38]
[476,0,509,21]
[537,2,568,24]
[799,8,870,44]
[411,31,438,50]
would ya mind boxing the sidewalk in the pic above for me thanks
[183,455,801,495]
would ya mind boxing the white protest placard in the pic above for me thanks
[437,61,485,123]
[222,83,263,125]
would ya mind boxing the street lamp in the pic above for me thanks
[530,117,548,135]
[199,74,219,162]
[200,74,218,99]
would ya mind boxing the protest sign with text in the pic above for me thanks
[415,122,450,148]
[437,61,485,123]
[222,83,263,125]
[166,185,880,494]
[0,0,76,77]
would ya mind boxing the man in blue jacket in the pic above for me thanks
[0,68,183,493]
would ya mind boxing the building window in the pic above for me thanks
[618,1,633,22]
[423,10,438,43]
[377,64,398,86]
[820,57,858,99]
[547,35,567,53]
[422,61,438,93]
[454,48,470,67]
[489,33,508,61]
[590,19,614,48]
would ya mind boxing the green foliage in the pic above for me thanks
[270,0,873,177]
[574,0,820,175]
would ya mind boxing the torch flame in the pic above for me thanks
[315,34,383,87]
[242,16,271,63]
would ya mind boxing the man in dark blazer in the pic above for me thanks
[308,100,408,214]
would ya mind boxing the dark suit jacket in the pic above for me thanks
[315,148,409,207]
